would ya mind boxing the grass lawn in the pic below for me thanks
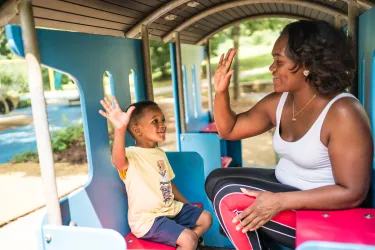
[241,72,273,83]
[153,79,172,89]
[210,53,273,72]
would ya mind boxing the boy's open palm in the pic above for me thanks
[99,96,135,130]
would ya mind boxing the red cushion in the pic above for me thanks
[221,156,232,168]
[190,202,203,208]
[296,208,375,247]
[125,233,175,249]
[200,122,218,133]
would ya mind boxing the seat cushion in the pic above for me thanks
[200,122,218,133]
[296,208,375,247]
[221,156,232,168]
[125,233,175,249]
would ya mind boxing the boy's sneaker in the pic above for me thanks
[198,237,204,245]
[196,237,204,250]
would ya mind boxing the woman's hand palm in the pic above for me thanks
[214,48,237,93]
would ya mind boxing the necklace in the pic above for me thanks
[292,93,318,121]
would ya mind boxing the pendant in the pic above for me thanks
[292,118,296,121]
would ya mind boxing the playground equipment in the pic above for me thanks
[0,85,19,114]
[1,0,375,249]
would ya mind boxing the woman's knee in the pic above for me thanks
[205,168,229,199]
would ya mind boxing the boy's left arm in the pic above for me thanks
[171,182,188,204]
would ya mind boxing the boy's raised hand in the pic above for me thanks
[99,96,135,131]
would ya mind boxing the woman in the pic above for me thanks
[205,20,373,250]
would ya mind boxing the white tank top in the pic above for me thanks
[273,92,356,190]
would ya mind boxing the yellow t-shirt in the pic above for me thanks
[117,146,183,238]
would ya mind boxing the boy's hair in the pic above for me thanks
[125,100,159,133]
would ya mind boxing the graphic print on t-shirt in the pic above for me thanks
[157,160,173,204]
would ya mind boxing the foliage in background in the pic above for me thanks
[51,124,84,152]
[0,63,29,92]
[0,27,72,93]
[10,123,85,163]
[150,40,171,80]
[149,18,294,81]
[210,18,293,56]
[11,151,39,163]
[0,27,15,60]
[17,99,31,109]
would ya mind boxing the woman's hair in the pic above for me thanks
[281,20,355,95]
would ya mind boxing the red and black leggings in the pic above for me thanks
[205,168,300,250]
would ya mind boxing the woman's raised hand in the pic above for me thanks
[99,96,135,131]
[214,48,237,93]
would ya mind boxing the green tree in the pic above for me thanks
[0,27,14,59]
[241,18,293,37]
[210,18,294,56]
[150,40,171,80]
[0,27,53,92]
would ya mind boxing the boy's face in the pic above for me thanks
[132,107,167,143]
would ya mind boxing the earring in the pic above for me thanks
[303,70,310,76]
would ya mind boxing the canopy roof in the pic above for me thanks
[0,0,374,44]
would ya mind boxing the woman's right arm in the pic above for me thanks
[213,49,277,140]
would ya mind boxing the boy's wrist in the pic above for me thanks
[114,127,127,134]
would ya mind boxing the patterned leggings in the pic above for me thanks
[205,168,299,250]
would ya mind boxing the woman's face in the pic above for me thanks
[269,35,307,93]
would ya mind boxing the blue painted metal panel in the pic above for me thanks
[54,71,63,90]
[170,43,182,151]
[181,44,210,132]
[192,65,199,118]
[167,151,233,248]
[297,241,375,250]
[6,25,146,237]
[358,5,375,208]
[359,53,365,106]
[182,65,190,123]
[42,225,126,250]
[226,140,243,167]
[180,133,222,178]
[372,52,375,143]
[131,69,145,102]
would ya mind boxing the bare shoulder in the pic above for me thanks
[252,92,284,125]
[261,92,284,103]
[328,96,369,123]
[326,95,371,136]
[254,92,283,110]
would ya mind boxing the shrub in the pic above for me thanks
[51,124,84,152]
[10,151,39,163]
[11,123,85,163]
[17,99,31,109]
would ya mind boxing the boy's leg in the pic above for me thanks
[176,229,199,250]
[173,204,213,237]
[192,210,212,237]
[140,216,197,250]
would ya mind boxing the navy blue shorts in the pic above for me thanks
[140,203,204,246]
